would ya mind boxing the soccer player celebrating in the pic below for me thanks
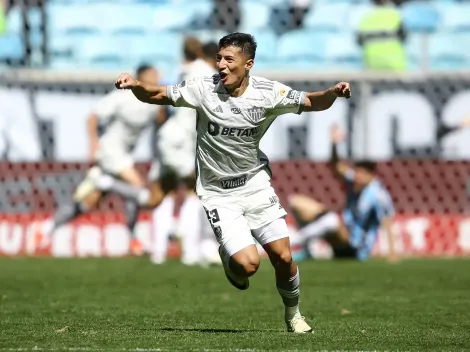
[37,65,167,256]
[289,125,397,262]
[114,33,351,333]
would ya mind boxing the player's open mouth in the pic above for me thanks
[219,72,228,82]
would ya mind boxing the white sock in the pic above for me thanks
[151,195,175,264]
[178,195,202,265]
[298,212,340,241]
[277,270,301,321]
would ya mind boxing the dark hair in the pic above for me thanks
[136,64,154,78]
[183,36,203,61]
[354,160,377,173]
[203,41,219,59]
[218,32,257,60]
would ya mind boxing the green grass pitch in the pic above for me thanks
[1,257,469,351]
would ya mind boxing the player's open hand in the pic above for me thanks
[115,73,138,89]
[332,82,351,99]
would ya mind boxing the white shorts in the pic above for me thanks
[96,149,133,176]
[199,180,288,256]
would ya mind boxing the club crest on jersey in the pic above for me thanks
[247,106,265,122]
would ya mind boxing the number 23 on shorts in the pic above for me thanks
[205,208,220,225]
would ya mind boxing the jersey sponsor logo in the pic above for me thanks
[247,106,265,122]
[208,121,220,136]
[220,175,247,189]
[207,121,261,137]
[231,108,241,114]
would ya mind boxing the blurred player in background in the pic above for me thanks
[202,41,218,70]
[149,37,220,266]
[289,125,397,262]
[114,32,351,333]
[37,65,166,256]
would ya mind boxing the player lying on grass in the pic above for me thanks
[36,65,167,256]
[113,32,351,333]
[289,125,397,262]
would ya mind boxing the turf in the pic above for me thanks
[0,258,469,352]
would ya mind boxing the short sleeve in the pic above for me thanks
[166,77,203,109]
[93,91,120,122]
[271,81,306,115]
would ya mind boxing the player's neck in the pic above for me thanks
[226,75,249,98]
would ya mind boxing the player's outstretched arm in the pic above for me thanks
[115,73,172,105]
[329,125,349,179]
[304,82,351,112]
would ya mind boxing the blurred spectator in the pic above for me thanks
[202,41,218,70]
[211,0,240,33]
[357,0,407,71]
[289,0,311,29]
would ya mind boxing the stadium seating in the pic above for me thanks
[100,3,156,34]
[303,3,350,32]
[5,0,470,71]
[405,33,424,70]
[439,3,470,32]
[0,34,23,60]
[276,30,328,69]
[346,4,373,30]
[429,33,470,70]
[324,33,363,70]
[401,2,440,32]
[239,1,271,32]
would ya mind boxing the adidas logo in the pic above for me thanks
[213,105,223,113]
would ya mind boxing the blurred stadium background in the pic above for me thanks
[1,0,470,259]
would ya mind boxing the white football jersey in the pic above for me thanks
[166,75,306,195]
[94,90,160,156]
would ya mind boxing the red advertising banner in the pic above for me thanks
[1,213,469,258]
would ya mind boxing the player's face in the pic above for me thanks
[216,46,253,88]
[353,167,374,190]
[138,68,159,85]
